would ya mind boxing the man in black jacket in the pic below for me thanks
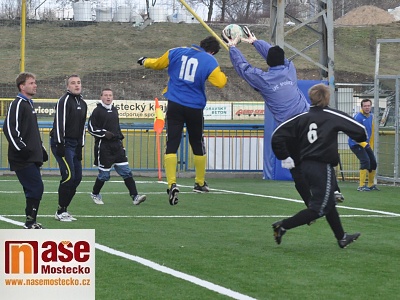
[87,88,146,205]
[271,83,367,248]
[50,74,87,222]
[3,72,48,229]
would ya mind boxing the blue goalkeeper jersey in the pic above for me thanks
[144,44,227,109]
[229,40,309,124]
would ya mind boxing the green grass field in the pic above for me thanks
[1,176,399,299]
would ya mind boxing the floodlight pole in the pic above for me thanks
[270,0,335,107]
[20,0,27,72]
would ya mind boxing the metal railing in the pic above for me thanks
[0,122,264,173]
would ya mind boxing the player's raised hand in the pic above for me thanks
[241,26,257,44]
[221,29,240,47]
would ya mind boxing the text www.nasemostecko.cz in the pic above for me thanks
[4,277,91,286]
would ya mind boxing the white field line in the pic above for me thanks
[1,179,400,217]
[96,243,257,300]
[0,214,397,219]
[1,180,399,300]
[0,214,256,300]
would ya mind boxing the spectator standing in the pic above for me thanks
[88,88,146,205]
[3,72,48,229]
[50,74,87,222]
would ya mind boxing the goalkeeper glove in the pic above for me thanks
[137,57,147,65]
[241,26,257,44]
[281,157,295,169]
[221,29,240,47]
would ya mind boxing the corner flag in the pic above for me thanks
[154,98,165,181]
[153,97,165,134]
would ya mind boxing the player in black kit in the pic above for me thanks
[87,88,146,205]
[3,72,48,229]
[271,83,367,248]
[50,75,87,222]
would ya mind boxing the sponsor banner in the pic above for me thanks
[33,101,57,117]
[0,229,95,300]
[232,102,265,120]
[203,102,231,120]
[86,100,167,119]
[4,98,264,120]
[30,99,169,119]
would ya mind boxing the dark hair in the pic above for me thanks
[266,46,285,67]
[200,36,220,55]
[101,88,113,96]
[361,99,372,107]
[16,72,36,91]
[66,74,80,86]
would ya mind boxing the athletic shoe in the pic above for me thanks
[24,222,44,229]
[167,183,179,205]
[334,191,345,203]
[54,211,73,222]
[272,220,286,245]
[368,185,380,191]
[357,186,370,192]
[193,182,210,193]
[338,232,361,248]
[65,212,77,221]
[91,193,104,205]
[132,194,147,205]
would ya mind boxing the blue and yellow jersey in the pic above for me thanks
[144,44,227,109]
[348,110,373,148]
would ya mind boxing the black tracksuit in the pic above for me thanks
[50,90,87,212]
[3,95,44,171]
[3,94,46,226]
[87,103,125,168]
[50,91,87,145]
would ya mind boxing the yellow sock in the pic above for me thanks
[359,169,367,187]
[368,170,376,187]
[194,155,206,186]
[164,153,177,188]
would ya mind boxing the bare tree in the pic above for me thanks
[187,0,215,22]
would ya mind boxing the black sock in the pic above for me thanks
[92,178,105,195]
[124,177,138,196]
[325,207,345,240]
[282,208,319,230]
[25,198,40,224]
[57,205,67,214]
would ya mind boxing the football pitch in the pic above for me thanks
[1,176,399,299]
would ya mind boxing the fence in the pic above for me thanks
[0,122,264,174]
[336,82,400,184]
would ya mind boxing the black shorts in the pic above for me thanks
[302,160,336,216]
[165,100,205,155]
[94,139,127,169]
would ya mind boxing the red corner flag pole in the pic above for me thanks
[153,98,165,181]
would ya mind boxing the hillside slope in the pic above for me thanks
[0,20,399,100]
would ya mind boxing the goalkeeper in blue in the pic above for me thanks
[137,36,227,205]
[222,26,344,205]
[271,83,367,248]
